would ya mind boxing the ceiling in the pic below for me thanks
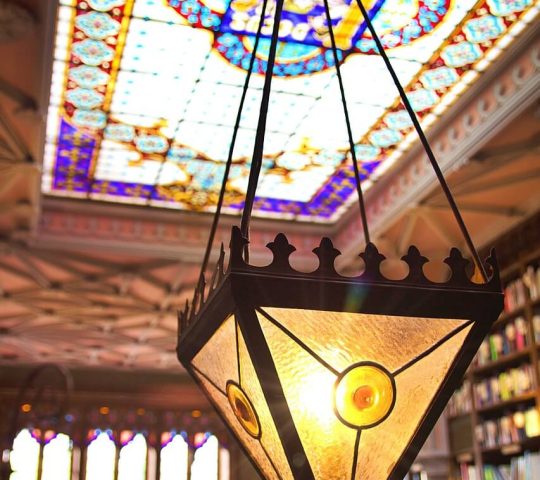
[0,0,539,373]
[40,0,539,222]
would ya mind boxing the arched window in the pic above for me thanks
[85,431,115,480]
[160,434,188,480]
[190,435,219,480]
[7,427,228,480]
[10,429,40,480]
[118,433,147,480]
[41,433,72,480]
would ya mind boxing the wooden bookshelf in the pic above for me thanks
[447,215,540,479]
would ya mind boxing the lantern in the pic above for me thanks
[176,0,504,478]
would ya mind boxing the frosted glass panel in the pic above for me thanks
[193,315,239,390]
[237,325,294,480]
[86,432,115,480]
[262,307,467,373]
[191,435,218,480]
[160,435,188,480]
[258,311,357,480]
[357,325,472,479]
[42,433,72,480]
[10,429,39,480]
[118,433,146,480]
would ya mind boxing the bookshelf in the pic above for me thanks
[447,214,540,480]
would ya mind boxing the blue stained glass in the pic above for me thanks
[43,0,539,221]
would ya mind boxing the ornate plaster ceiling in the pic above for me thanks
[0,1,538,371]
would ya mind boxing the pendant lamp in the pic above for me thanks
[176,0,504,478]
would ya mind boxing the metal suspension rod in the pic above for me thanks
[354,0,488,282]
[239,0,286,254]
[321,0,370,244]
[197,0,270,282]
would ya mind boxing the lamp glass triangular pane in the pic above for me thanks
[257,307,473,480]
[356,324,473,479]
[192,314,239,390]
[257,310,358,480]
[262,307,468,372]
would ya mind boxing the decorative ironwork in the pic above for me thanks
[179,226,500,334]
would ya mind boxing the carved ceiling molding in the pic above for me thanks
[34,200,328,264]
[335,31,540,260]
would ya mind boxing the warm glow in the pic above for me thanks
[20,403,32,413]
[335,363,395,428]
[297,369,336,429]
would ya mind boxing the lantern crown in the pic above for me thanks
[179,226,501,334]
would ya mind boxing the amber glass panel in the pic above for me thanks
[356,324,472,480]
[192,315,239,390]
[192,373,279,480]
[258,312,358,480]
[237,325,295,480]
[262,308,467,373]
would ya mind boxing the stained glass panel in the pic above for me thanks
[85,431,116,480]
[190,435,219,480]
[160,434,189,480]
[118,433,147,480]
[42,0,539,221]
[9,430,40,480]
[42,433,72,480]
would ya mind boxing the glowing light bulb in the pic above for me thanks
[334,362,395,429]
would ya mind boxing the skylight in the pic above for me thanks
[41,0,539,222]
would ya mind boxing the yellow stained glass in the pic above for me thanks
[237,324,295,480]
[258,311,358,480]
[192,315,239,391]
[335,363,394,429]
[193,373,279,480]
[261,307,467,373]
[356,324,473,479]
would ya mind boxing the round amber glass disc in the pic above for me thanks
[226,382,261,438]
[334,363,395,429]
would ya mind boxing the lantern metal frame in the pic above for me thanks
[177,227,504,479]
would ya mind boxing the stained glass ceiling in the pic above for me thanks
[42,0,539,222]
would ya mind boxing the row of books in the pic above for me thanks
[476,317,529,366]
[474,364,534,408]
[504,264,540,313]
[459,464,478,480]
[448,381,472,417]
[475,408,540,449]
[484,451,540,480]
[458,452,540,480]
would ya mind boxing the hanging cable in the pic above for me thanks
[239,0,286,259]
[322,0,370,244]
[354,0,488,282]
[197,0,271,283]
